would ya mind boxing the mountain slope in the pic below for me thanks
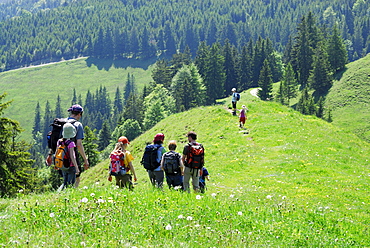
[326,53,370,142]
[1,91,369,246]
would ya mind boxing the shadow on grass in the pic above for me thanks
[85,57,160,70]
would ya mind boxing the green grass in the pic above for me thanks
[1,91,369,247]
[325,53,370,142]
[0,57,154,140]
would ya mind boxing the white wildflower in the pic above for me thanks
[97,199,105,203]
[90,193,95,197]
[80,197,88,203]
[282,196,286,200]
[178,214,184,219]
[49,213,55,218]
[165,224,172,230]
[82,186,88,190]
[237,211,243,216]
[266,195,272,199]
[230,194,235,198]
[211,193,217,197]
[186,216,193,221]
[196,195,202,200]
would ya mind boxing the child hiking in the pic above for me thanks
[56,122,80,189]
[239,105,248,128]
[108,136,137,190]
[161,140,184,189]
[199,167,210,193]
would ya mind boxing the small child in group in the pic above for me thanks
[108,136,137,190]
[199,167,210,193]
[161,140,184,190]
[239,105,248,128]
[57,123,80,189]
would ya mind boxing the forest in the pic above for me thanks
[0,0,369,71]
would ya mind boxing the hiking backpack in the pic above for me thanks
[236,93,240,101]
[54,139,72,171]
[141,144,161,170]
[163,151,181,175]
[47,118,77,153]
[109,150,128,176]
[186,143,205,169]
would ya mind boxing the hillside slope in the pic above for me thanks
[326,53,370,142]
[1,91,369,246]
[0,57,153,140]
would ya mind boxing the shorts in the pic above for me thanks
[239,117,246,124]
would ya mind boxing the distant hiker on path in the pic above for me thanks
[239,105,248,128]
[231,88,240,116]
[182,131,205,193]
[58,123,80,189]
[161,140,184,189]
[141,133,166,188]
[108,136,137,190]
[67,104,89,187]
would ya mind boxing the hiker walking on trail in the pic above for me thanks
[161,140,184,189]
[182,131,205,193]
[66,104,89,187]
[231,88,240,116]
[57,123,80,188]
[108,136,137,190]
[239,105,248,128]
[141,133,166,188]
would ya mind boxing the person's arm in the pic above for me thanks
[179,156,184,176]
[160,153,165,170]
[128,162,137,181]
[76,139,89,169]
[69,147,80,175]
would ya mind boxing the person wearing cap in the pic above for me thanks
[147,133,166,188]
[58,123,80,189]
[108,136,137,190]
[67,104,89,187]
[231,88,239,116]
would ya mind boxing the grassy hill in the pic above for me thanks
[325,53,370,143]
[1,91,369,246]
[0,57,154,140]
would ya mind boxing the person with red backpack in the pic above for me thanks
[182,131,204,193]
[108,136,137,190]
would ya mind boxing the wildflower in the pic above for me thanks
[80,241,86,246]
[266,195,272,199]
[80,197,88,203]
[178,214,184,219]
[90,193,95,197]
[49,213,55,218]
[82,186,88,190]
[196,195,202,200]
[97,199,105,203]
[230,194,235,198]
[211,193,217,197]
[165,224,172,230]
[237,211,243,216]
[186,216,193,221]
[194,224,201,227]
[95,182,100,185]
[282,196,286,200]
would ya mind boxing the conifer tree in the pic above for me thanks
[42,100,53,149]
[164,22,177,56]
[83,126,99,167]
[282,63,298,105]
[238,44,252,91]
[143,99,165,131]
[327,25,348,72]
[112,119,142,142]
[258,59,273,100]
[309,42,332,94]
[122,92,144,126]
[223,39,238,97]
[194,41,210,78]
[203,43,226,104]
[97,121,111,151]
[32,102,42,140]
[55,95,62,118]
[71,88,77,105]
[151,59,173,89]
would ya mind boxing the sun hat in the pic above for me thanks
[153,133,165,143]
[232,88,236,92]
[62,123,77,139]
[68,104,84,113]
[118,136,130,144]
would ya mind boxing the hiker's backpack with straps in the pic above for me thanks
[163,151,181,175]
[109,150,128,176]
[141,144,161,170]
[186,143,205,169]
[54,139,72,171]
[47,118,77,153]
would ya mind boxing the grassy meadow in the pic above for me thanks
[0,57,154,141]
[1,91,369,247]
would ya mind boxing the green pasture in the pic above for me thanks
[0,57,154,141]
[1,91,369,247]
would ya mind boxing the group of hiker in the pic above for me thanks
[108,131,209,193]
[45,87,249,192]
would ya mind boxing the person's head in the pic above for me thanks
[242,105,246,109]
[168,140,177,151]
[68,104,84,120]
[232,88,236,92]
[62,122,76,139]
[186,131,197,142]
[118,136,130,148]
[153,133,165,144]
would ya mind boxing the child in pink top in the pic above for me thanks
[239,105,248,128]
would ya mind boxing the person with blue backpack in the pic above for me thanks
[141,133,166,188]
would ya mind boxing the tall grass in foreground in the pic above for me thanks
[1,91,369,247]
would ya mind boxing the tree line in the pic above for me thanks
[0,0,369,71]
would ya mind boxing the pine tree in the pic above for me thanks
[42,100,53,149]
[83,126,99,167]
[71,88,77,105]
[122,92,144,126]
[97,121,111,151]
[151,59,173,89]
[164,22,177,56]
[327,25,348,72]
[32,102,42,140]
[55,95,62,118]
[309,42,332,94]
[223,39,238,97]
[143,99,165,130]
[282,63,298,105]
[238,44,252,92]
[194,41,210,78]
[258,59,273,100]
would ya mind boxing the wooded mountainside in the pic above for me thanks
[0,0,369,71]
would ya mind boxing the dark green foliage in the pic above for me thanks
[309,42,333,94]
[258,60,273,100]
[83,126,100,167]
[327,25,348,72]
[97,121,111,151]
